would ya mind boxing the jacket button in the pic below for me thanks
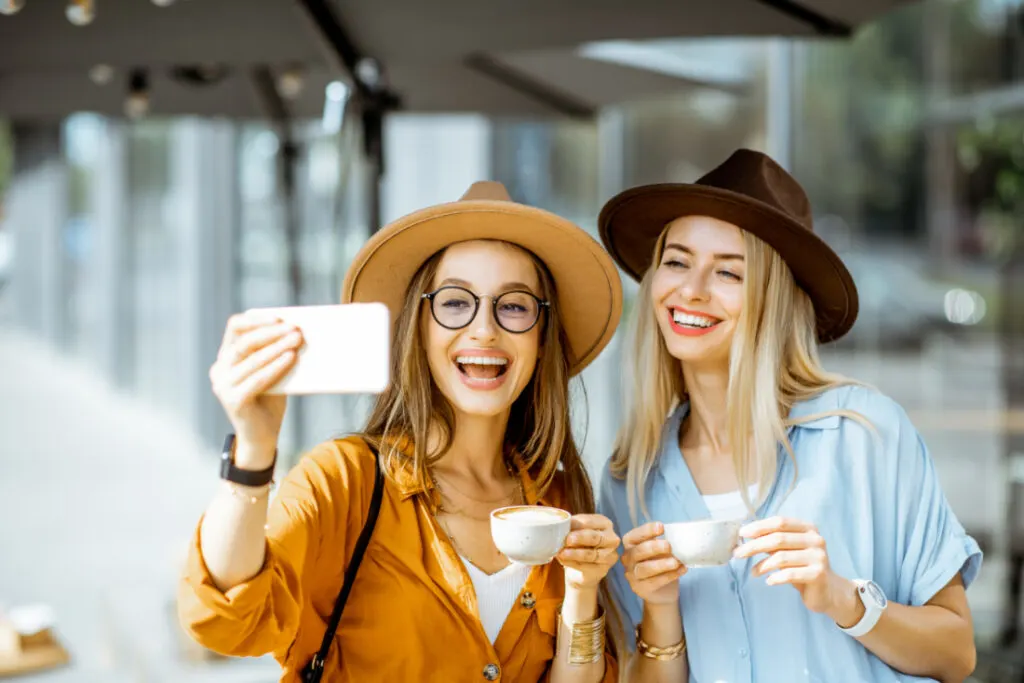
[483,663,500,680]
[520,591,536,609]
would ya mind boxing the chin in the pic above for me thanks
[449,398,512,417]
[671,348,731,370]
[660,326,732,366]
[441,371,528,418]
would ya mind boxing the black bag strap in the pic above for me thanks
[303,441,384,682]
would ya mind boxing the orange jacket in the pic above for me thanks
[178,436,618,682]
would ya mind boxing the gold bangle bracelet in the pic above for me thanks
[635,624,686,661]
[558,607,606,665]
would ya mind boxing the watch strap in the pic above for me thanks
[219,433,276,487]
[838,579,885,637]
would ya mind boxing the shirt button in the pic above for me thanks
[483,663,500,680]
[520,591,536,609]
[739,648,749,658]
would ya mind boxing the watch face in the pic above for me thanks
[861,581,887,608]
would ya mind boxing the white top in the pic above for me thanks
[459,557,531,644]
[702,485,758,521]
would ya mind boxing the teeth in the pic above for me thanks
[456,356,509,366]
[672,311,717,328]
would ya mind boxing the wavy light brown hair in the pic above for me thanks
[360,241,595,518]
[359,240,622,662]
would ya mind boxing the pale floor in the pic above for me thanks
[0,328,281,682]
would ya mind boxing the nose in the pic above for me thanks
[677,269,711,303]
[467,298,499,343]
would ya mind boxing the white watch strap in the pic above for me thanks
[838,580,885,637]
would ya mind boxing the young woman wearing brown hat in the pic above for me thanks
[178,182,624,682]
[596,150,982,682]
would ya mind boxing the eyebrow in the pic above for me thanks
[438,277,539,293]
[663,243,744,262]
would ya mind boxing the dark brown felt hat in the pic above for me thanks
[598,148,858,343]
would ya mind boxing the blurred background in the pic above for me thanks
[1,0,1023,680]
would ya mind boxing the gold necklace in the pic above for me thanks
[432,468,526,566]
[437,507,514,570]
[434,474,520,505]
[432,469,526,521]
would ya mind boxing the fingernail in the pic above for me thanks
[567,534,578,545]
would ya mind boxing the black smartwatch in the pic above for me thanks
[219,433,276,487]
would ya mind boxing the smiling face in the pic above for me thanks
[650,215,747,369]
[421,240,544,419]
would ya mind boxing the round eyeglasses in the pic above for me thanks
[421,286,549,334]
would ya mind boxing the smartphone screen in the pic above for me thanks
[258,303,391,395]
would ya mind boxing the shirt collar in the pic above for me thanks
[652,403,688,474]
[786,388,842,430]
[375,435,423,501]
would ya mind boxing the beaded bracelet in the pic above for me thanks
[223,480,274,504]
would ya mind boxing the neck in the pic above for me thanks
[680,361,731,455]
[431,410,511,482]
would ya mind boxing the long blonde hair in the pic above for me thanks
[610,227,867,523]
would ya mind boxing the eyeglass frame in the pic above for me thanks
[420,285,550,334]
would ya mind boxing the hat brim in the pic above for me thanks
[342,200,623,376]
[598,184,858,343]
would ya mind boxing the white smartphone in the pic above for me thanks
[257,303,391,395]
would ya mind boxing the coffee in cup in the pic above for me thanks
[663,518,742,567]
[490,505,572,565]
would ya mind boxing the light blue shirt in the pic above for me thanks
[599,385,982,683]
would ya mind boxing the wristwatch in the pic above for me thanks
[219,433,276,487]
[838,579,888,637]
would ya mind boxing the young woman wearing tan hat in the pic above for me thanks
[178,182,624,682]
[596,150,982,682]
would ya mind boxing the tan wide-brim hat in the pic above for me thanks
[342,181,623,376]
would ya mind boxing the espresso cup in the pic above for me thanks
[490,505,572,565]
[663,518,742,567]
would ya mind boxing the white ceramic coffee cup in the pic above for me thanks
[663,519,743,567]
[491,505,572,565]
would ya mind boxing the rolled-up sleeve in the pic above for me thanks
[178,441,365,658]
[888,407,983,607]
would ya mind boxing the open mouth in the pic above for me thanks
[455,355,510,381]
[670,309,722,331]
